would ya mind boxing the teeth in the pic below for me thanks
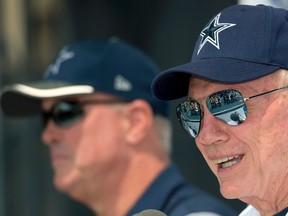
[213,155,241,167]
[221,160,238,168]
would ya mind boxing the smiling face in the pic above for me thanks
[187,70,288,205]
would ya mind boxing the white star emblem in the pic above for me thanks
[44,47,75,77]
[197,13,236,55]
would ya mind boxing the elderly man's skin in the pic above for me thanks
[188,69,288,216]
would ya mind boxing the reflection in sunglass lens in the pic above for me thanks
[43,102,84,127]
[176,100,202,138]
[206,90,247,126]
[53,102,83,127]
[176,89,249,138]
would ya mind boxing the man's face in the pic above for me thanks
[41,93,130,199]
[187,71,288,203]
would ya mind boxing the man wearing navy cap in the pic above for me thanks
[0,39,237,216]
[152,4,288,216]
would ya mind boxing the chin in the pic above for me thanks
[219,183,244,199]
[53,172,76,193]
[53,176,68,192]
[54,175,87,204]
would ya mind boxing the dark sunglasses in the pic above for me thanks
[176,86,288,138]
[42,99,128,128]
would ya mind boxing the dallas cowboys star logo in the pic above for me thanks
[44,47,75,77]
[197,13,236,55]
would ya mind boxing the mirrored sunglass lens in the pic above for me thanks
[206,89,247,125]
[52,102,84,127]
[176,101,201,138]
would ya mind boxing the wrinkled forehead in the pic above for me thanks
[187,70,286,100]
[187,76,230,100]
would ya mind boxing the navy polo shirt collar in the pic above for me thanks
[274,207,288,216]
[127,165,184,215]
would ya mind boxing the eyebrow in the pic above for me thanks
[187,94,208,104]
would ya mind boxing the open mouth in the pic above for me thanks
[213,155,244,169]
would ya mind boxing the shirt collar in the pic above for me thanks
[239,205,288,216]
[127,165,184,215]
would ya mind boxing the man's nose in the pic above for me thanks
[196,109,229,146]
[41,120,62,146]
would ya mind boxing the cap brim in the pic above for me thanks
[152,58,280,101]
[1,81,94,116]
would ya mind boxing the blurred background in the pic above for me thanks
[1,0,287,216]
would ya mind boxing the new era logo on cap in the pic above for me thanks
[114,74,132,92]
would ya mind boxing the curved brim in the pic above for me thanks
[1,81,94,116]
[152,58,281,101]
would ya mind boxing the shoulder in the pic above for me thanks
[163,182,238,216]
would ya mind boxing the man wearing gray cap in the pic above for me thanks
[1,39,237,216]
[152,4,288,216]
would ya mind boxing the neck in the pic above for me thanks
[79,155,169,216]
[241,173,288,216]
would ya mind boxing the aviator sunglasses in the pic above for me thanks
[42,99,128,128]
[176,86,288,138]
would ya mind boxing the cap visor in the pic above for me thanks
[1,81,94,116]
[152,58,280,101]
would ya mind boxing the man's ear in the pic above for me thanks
[124,99,153,146]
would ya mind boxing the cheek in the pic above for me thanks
[242,101,288,170]
[248,101,284,146]
[74,114,127,169]
[258,113,288,167]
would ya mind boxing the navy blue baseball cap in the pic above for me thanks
[152,4,288,101]
[1,38,169,117]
